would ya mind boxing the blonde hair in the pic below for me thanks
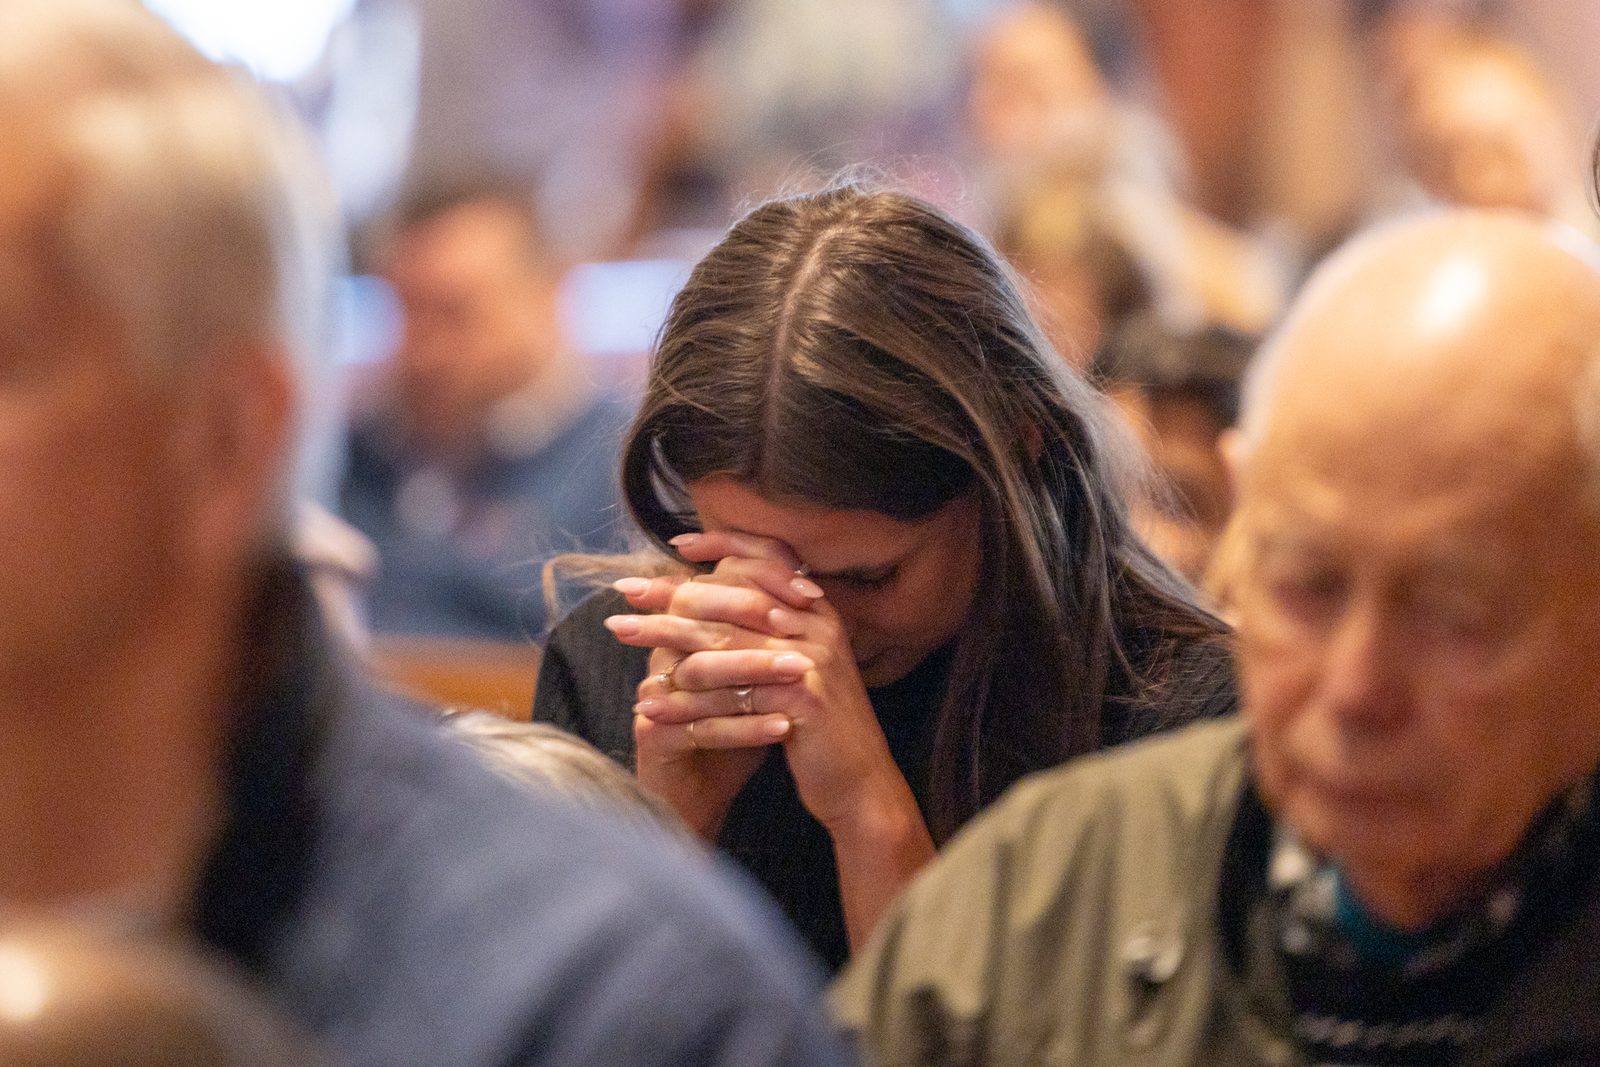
[444,712,687,835]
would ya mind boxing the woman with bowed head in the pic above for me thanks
[534,183,1236,969]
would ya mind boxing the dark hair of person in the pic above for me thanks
[621,182,1228,841]
[386,171,552,269]
[1095,311,1256,428]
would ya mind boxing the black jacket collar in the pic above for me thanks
[192,560,334,970]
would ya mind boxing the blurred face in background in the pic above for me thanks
[1396,44,1573,216]
[967,4,1111,170]
[1107,385,1234,583]
[384,200,561,456]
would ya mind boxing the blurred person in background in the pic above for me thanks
[971,8,1268,594]
[340,177,631,641]
[1378,17,1594,231]
[1124,0,1376,262]
[536,184,1237,971]
[837,210,1600,1066]
[0,922,323,1067]
[990,163,1150,371]
[970,5,1285,352]
[1095,315,1255,586]
[403,0,684,260]
[965,1,1126,184]
[656,0,965,232]
[0,5,856,1065]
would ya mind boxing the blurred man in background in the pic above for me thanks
[0,5,851,1066]
[1096,315,1254,585]
[340,179,631,641]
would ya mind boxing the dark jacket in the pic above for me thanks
[833,718,1600,1067]
[535,588,1238,972]
[196,563,854,1067]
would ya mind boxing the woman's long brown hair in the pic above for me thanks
[622,183,1226,841]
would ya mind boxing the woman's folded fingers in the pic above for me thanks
[606,577,796,639]
[635,678,809,723]
[638,647,812,694]
[669,530,801,570]
[694,556,824,610]
[634,711,792,753]
[611,574,685,612]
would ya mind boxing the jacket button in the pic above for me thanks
[1122,927,1184,986]
[1121,926,1185,1049]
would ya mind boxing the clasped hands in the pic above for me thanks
[602,530,911,842]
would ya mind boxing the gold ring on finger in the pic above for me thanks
[734,685,755,714]
[654,657,683,694]
[686,719,700,750]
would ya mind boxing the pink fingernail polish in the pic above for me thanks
[612,577,650,597]
[669,533,701,546]
[772,653,813,677]
[763,717,792,739]
[603,615,641,637]
[790,576,824,599]
[635,698,664,717]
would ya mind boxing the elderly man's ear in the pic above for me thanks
[177,341,297,569]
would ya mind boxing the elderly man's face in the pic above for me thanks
[1233,229,1600,927]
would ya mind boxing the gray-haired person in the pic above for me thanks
[0,4,851,1066]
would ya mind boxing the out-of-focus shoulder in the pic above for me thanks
[993,715,1248,834]
[546,586,629,647]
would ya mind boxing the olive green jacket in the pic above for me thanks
[833,718,1600,1067]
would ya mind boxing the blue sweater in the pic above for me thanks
[339,394,632,641]
[194,563,853,1067]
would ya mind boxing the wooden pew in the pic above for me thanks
[366,635,542,721]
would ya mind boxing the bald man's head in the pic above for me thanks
[1241,212,1600,501]
[1231,212,1600,931]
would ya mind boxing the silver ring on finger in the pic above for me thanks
[686,719,700,750]
[734,685,755,715]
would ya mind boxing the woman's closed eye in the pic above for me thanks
[822,565,899,592]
